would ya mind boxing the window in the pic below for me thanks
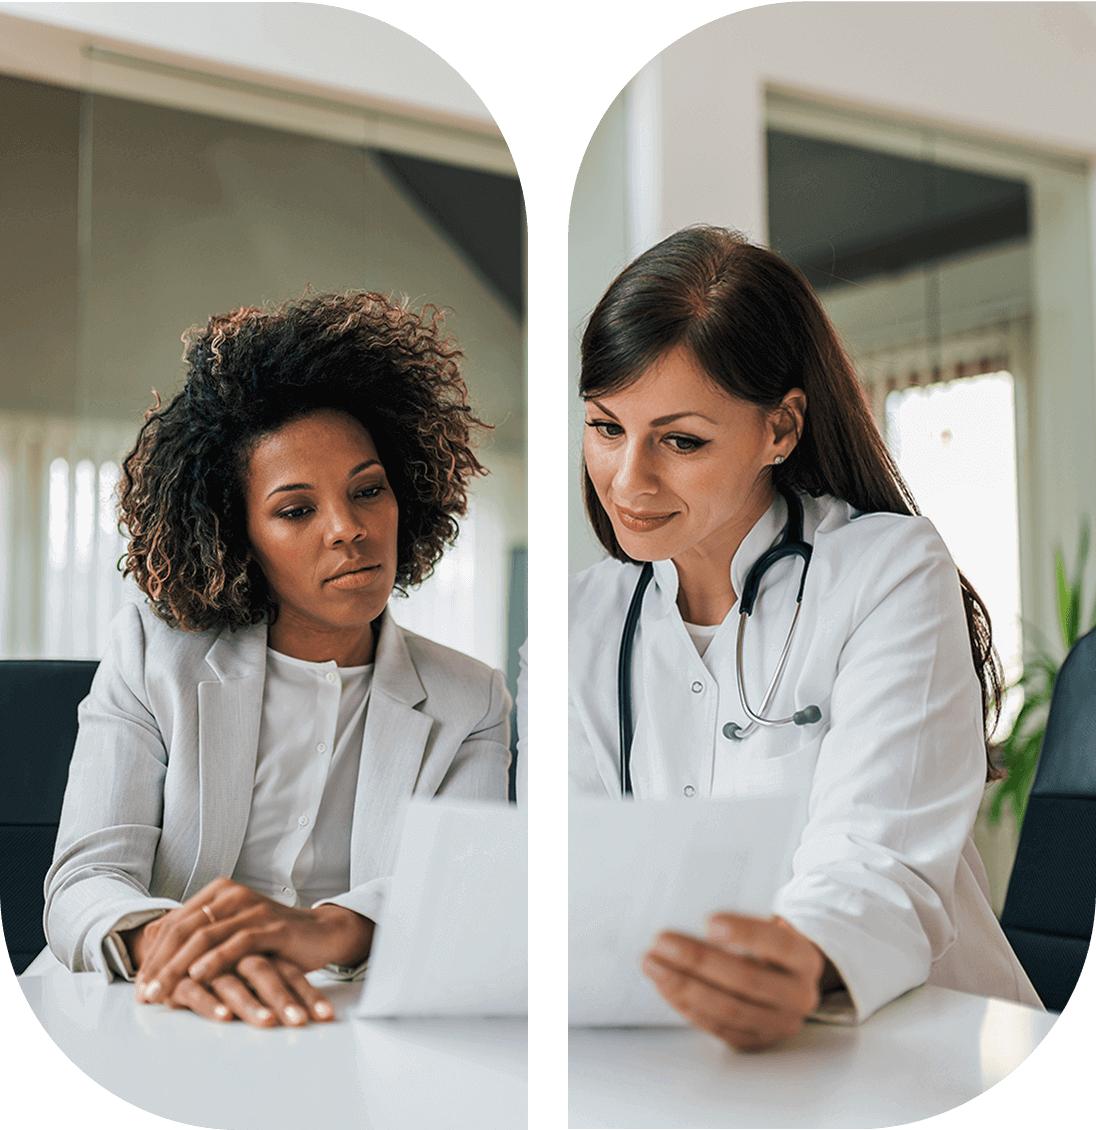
[885,372,1022,738]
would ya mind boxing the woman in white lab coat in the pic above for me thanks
[569,227,1041,1050]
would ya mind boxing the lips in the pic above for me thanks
[614,506,678,533]
[325,562,379,583]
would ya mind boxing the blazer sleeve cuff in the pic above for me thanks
[312,878,390,981]
[85,898,182,980]
[102,908,173,980]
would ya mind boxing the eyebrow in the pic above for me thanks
[587,400,717,428]
[265,459,381,499]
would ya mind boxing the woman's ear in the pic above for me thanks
[772,388,809,454]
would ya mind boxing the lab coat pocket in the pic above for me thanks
[719,731,825,889]
[733,740,821,795]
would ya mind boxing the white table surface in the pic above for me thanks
[569,984,1056,1128]
[20,969,526,1130]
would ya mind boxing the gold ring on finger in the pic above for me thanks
[201,905,217,925]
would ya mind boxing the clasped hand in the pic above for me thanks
[642,913,829,1051]
[125,878,374,1028]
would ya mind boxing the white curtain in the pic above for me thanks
[0,412,138,658]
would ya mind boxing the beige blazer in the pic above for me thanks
[44,600,511,975]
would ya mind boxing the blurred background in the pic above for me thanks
[568,2,1096,910]
[0,2,527,698]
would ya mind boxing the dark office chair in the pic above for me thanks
[0,659,98,974]
[508,701,519,804]
[999,626,1096,1013]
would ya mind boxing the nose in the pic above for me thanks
[323,499,366,547]
[611,437,659,505]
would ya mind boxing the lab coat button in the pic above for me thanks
[691,681,704,693]
[298,815,309,827]
[683,785,696,797]
[325,672,336,683]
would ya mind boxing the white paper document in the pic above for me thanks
[356,799,527,1018]
[569,794,798,1027]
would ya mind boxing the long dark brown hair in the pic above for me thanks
[580,226,1002,780]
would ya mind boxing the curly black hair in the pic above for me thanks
[119,292,487,631]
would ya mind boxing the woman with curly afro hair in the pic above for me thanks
[44,292,512,1028]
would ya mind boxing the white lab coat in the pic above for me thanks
[569,491,1041,1021]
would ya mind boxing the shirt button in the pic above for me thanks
[325,672,336,684]
[298,815,310,827]
[683,785,696,797]
[282,886,293,897]
[317,742,327,754]
[691,681,704,693]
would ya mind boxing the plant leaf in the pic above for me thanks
[1056,550,1070,648]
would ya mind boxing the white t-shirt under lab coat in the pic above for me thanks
[568,491,1042,1022]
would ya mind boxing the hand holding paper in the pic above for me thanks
[643,912,827,1049]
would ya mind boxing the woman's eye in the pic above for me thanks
[275,485,381,519]
[587,422,705,452]
[666,434,706,452]
[586,419,623,438]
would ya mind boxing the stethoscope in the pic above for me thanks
[617,486,822,796]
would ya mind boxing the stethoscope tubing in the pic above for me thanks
[732,597,804,736]
[617,560,653,796]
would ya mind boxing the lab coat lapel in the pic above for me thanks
[350,609,431,883]
[185,624,267,899]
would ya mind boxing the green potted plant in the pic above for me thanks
[989,520,1095,831]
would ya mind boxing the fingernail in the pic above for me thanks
[652,936,681,959]
[284,1005,306,1025]
[213,1005,230,1020]
[254,1008,272,1021]
[313,1001,334,1019]
[190,961,209,979]
[143,980,161,1001]
[643,956,669,982]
